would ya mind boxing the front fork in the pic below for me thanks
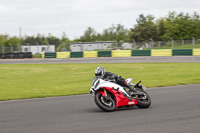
[104,89,107,96]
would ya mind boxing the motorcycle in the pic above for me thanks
[90,76,151,112]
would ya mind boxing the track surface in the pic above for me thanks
[0,84,200,133]
[0,56,200,64]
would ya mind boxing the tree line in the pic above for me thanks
[0,11,200,51]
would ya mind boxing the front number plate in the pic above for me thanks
[128,101,135,105]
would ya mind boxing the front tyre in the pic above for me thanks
[136,88,151,108]
[94,93,116,112]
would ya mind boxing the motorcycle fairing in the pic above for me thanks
[126,78,133,84]
[97,87,137,107]
[94,79,128,95]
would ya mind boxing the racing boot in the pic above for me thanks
[129,85,144,96]
[121,90,132,101]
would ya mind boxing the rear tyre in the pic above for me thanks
[94,93,116,112]
[136,88,151,108]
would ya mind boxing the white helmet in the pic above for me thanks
[95,66,105,77]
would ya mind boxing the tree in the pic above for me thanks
[42,38,48,44]
[162,11,200,40]
[100,24,129,46]
[191,12,200,39]
[56,32,71,51]
[79,27,97,42]
[156,18,166,40]
[4,36,21,46]
[46,33,60,45]
[130,14,158,42]
[0,35,8,45]
[24,36,42,45]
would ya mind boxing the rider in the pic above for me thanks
[94,66,142,95]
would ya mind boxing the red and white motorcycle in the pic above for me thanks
[90,77,151,112]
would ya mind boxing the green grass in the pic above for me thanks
[0,63,200,101]
[147,44,200,50]
[32,54,42,58]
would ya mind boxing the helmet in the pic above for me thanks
[95,66,105,77]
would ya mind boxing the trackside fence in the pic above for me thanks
[172,49,193,56]
[1,49,199,59]
[98,51,112,57]
[39,49,200,59]
[132,50,151,56]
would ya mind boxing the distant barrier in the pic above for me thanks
[2,49,198,59]
[112,50,131,57]
[44,52,56,58]
[172,49,193,56]
[193,49,200,56]
[41,53,45,58]
[132,50,151,56]
[70,52,83,58]
[151,49,172,56]
[98,51,112,57]
[41,49,200,58]
[0,52,32,59]
[83,51,97,58]
[57,52,70,58]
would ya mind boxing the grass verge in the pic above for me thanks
[146,44,200,49]
[0,63,200,101]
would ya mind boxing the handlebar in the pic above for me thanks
[136,81,142,86]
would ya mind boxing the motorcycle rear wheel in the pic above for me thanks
[94,93,116,112]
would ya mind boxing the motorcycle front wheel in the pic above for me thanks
[94,93,116,112]
[136,88,151,108]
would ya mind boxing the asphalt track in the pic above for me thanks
[0,56,200,64]
[0,84,200,133]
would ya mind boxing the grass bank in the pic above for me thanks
[145,44,200,50]
[0,63,200,100]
